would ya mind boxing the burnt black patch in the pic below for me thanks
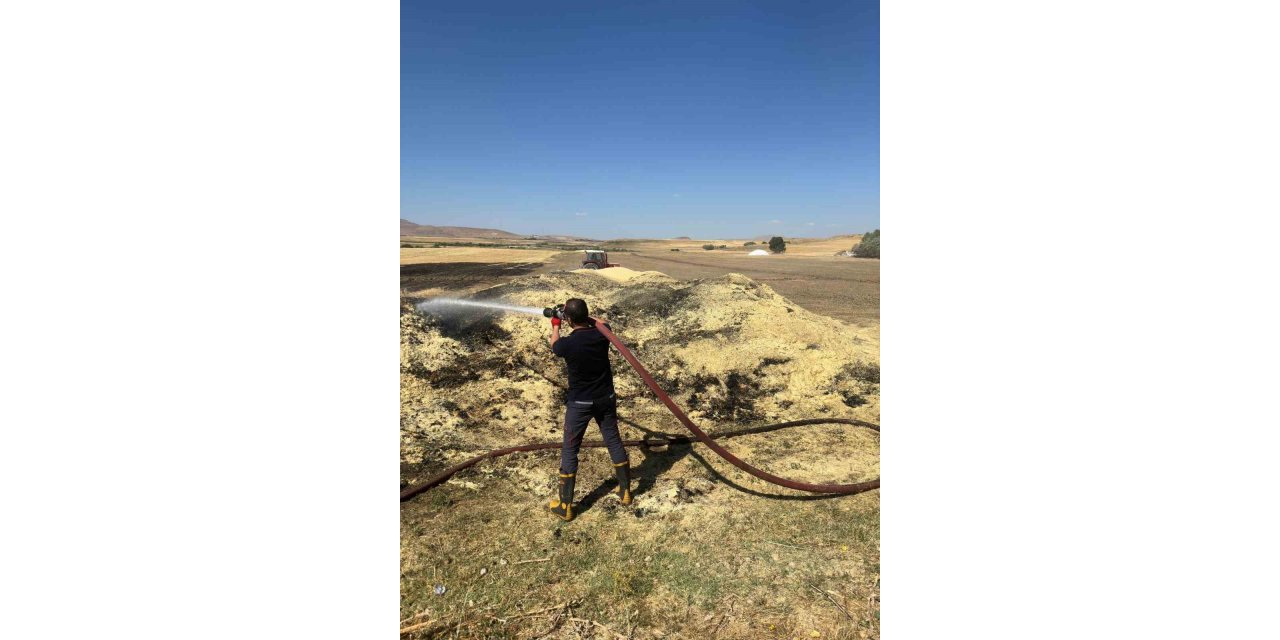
[440,399,469,420]
[753,356,792,376]
[685,371,764,422]
[423,365,482,388]
[399,444,457,484]
[433,313,512,347]
[399,261,543,298]
[648,355,687,392]
[688,373,716,394]
[839,389,868,408]
[846,361,880,384]
[608,285,693,323]
[830,361,878,408]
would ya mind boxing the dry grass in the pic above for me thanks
[401,475,879,639]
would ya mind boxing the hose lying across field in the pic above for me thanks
[400,318,880,503]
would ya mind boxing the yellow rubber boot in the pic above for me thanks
[613,461,632,505]
[547,472,575,521]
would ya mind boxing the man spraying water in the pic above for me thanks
[545,298,631,521]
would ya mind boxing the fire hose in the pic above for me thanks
[400,317,880,502]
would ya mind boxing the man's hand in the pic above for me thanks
[551,316,561,328]
[549,316,561,350]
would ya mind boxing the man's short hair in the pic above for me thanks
[564,298,589,324]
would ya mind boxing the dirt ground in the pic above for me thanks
[606,235,866,257]
[400,238,879,639]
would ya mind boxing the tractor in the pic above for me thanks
[580,249,620,270]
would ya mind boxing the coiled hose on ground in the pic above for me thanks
[400,318,880,502]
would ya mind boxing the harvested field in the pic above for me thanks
[400,247,566,298]
[604,235,866,257]
[400,262,550,299]
[401,269,880,639]
[545,250,879,329]
[401,247,561,265]
[398,238,878,329]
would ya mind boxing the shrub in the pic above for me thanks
[670,248,680,251]
[744,241,756,246]
[702,244,716,250]
[768,236,786,253]
[853,229,880,258]
[717,244,727,249]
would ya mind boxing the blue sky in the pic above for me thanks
[402,1,878,239]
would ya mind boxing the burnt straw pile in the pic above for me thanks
[401,271,879,502]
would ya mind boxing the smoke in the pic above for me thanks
[415,297,544,317]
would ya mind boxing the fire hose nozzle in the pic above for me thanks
[543,305,565,320]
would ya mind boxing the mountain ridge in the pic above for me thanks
[400,220,523,238]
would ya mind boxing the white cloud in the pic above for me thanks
[575,212,588,217]
[769,219,782,224]
[805,222,815,226]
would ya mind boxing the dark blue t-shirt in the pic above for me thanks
[551,322,615,403]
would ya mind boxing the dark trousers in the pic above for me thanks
[560,394,629,474]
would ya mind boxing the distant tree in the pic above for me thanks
[853,229,880,258]
[768,236,786,253]
[702,244,716,250]
[744,241,756,246]
[717,244,727,249]
[670,248,680,251]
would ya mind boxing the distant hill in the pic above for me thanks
[400,220,523,238]
[749,234,857,242]
[532,234,596,242]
